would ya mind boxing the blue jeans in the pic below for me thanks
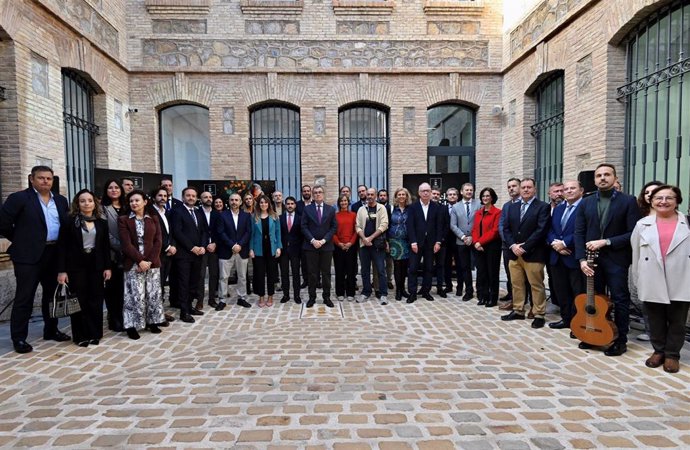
[359,245,387,297]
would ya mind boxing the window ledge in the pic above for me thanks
[332,0,395,16]
[145,0,211,15]
[240,0,304,15]
[423,0,483,16]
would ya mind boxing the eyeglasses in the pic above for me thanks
[652,196,677,202]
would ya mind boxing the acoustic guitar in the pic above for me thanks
[570,250,618,347]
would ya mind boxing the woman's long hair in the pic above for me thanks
[253,194,278,222]
[70,189,102,218]
[637,180,663,217]
[101,178,125,207]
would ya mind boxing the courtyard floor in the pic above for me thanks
[0,288,689,449]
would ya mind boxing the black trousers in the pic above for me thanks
[549,260,584,324]
[167,256,179,307]
[10,245,60,342]
[444,240,458,291]
[253,255,279,297]
[408,243,434,294]
[197,251,220,303]
[645,301,690,360]
[103,265,124,331]
[593,258,631,345]
[68,257,105,343]
[280,252,301,299]
[475,240,502,303]
[456,244,474,295]
[434,246,446,289]
[393,259,409,295]
[175,255,202,315]
[305,250,332,301]
[502,248,513,299]
[333,247,357,297]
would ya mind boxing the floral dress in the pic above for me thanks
[388,206,410,261]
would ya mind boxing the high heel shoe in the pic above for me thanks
[267,296,273,307]
[258,297,266,308]
[126,328,140,340]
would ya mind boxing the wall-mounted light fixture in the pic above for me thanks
[0,86,6,101]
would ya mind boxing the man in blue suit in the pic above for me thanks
[501,178,551,328]
[279,196,303,304]
[574,163,641,356]
[406,182,444,303]
[171,187,209,323]
[301,185,337,307]
[215,193,252,309]
[546,180,584,329]
[0,166,71,353]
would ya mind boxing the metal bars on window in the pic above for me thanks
[621,0,690,196]
[62,69,99,198]
[338,106,389,192]
[0,85,5,101]
[530,72,564,200]
[250,105,301,199]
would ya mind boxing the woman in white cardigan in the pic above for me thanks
[631,185,690,373]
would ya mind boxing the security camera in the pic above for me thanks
[128,108,138,114]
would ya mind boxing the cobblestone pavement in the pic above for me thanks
[1,288,689,449]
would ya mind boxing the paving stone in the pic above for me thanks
[257,416,291,426]
[280,429,312,440]
[357,428,394,438]
[53,434,91,446]
[497,441,530,450]
[333,444,371,450]
[237,430,273,442]
[128,433,167,445]
[417,440,455,450]
[374,413,407,424]
[456,424,487,435]
[450,412,482,422]
[628,420,665,430]
[569,439,596,449]
[378,443,413,450]
[172,431,207,443]
[597,436,637,448]
[635,435,678,447]
[592,422,627,432]
[92,434,129,447]
[459,441,493,450]
[394,425,423,437]
[209,431,236,442]
[530,437,566,450]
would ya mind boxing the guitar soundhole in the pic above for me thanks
[585,305,596,315]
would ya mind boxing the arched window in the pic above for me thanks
[427,104,475,182]
[339,104,389,191]
[530,72,564,199]
[619,1,690,195]
[160,104,210,189]
[250,105,301,199]
[63,69,99,197]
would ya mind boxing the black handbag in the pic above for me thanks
[50,284,82,319]
[372,235,387,250]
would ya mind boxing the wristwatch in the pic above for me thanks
[605,239,611,246]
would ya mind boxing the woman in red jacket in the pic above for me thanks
[472,187,502,307]
[333,194,358,301]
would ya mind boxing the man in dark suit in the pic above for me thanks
[501,177,551,328]
[0,166,71,353]
[574,163,641,356]
[196,191,220,310]
[279,196,303,304]
[431,187,450,298]
[406,182,444,303]
[450,183,482,300]
[301,185,337,307]
[350,184,367,212]
[152,186,177,324]
[170,187,208,323]
[161,176,184,212]
[547,180,585,329]
[295,184,313,288]
[498,177,522,309]
[215,193,252,308]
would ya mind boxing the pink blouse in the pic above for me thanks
[657,220,676,263]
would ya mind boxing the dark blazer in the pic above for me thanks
[350,199,365,213]
[295,200,311,216]
[574,190,640,266]
[0,188,69,264]
[406,200,444,248]
[301,202,337,252]
[215,209,251,259]
[437,202,450,246]
[198,208,220,246]
[154,208,175,254]
[57,216,111,273]
[118,214,163,270]
[170,205,209,260]
[166,197,184,212]
[502,197,551,262]
[547,201,580,268]
[280,211,303,257]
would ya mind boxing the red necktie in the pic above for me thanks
[287,213,293,232]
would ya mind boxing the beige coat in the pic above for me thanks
[631,212,690,304]
[355,202,389,246]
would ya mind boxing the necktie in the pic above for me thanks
[465,201,470,219]
[287,213,293,232]
[166,199,171,212]
[189,208,198,227]
[560,204,573,228]
[317,205,322,224]
[520,201,528,221]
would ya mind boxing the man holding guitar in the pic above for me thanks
[574,164,641,356]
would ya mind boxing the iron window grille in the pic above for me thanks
[62,69,99,198]
[250,105,301,199]
[531,72,564,200]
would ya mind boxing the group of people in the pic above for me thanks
[1,164,688,373]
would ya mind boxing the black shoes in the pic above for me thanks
[548,320,569,329]
[462,294,474,301]
[501,311,525,321]
[307,299,316,308]
[406,294,417,304]
[578,341,593,349]
[531,318,545,329]
[604,343,627,356]
[90,339,100,345]
[215,301,227,311]
[77,341,89,347]
[147,324,162,334]
[237,298,251,308]
[295,298,302,304]
[13,340,33,354]
[422,293,434,301]
[477,298,486,306]
[280,297,290,303]
[44,331,71,342]
[324,299,334,308]
[189,309,204,316]
[500,294,512,302]
[208,299,219,309]
[484,300,497,308]
[395,292,402,301]
[437,289,447,298]
[126,328,141,340]
[300,281,308,289]
[180,314,195,323]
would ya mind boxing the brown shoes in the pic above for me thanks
[498,302,513,311]
[645,352,665,368]
[527,309,535,320]
[663,358,680,373]
[195,300,204,311]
